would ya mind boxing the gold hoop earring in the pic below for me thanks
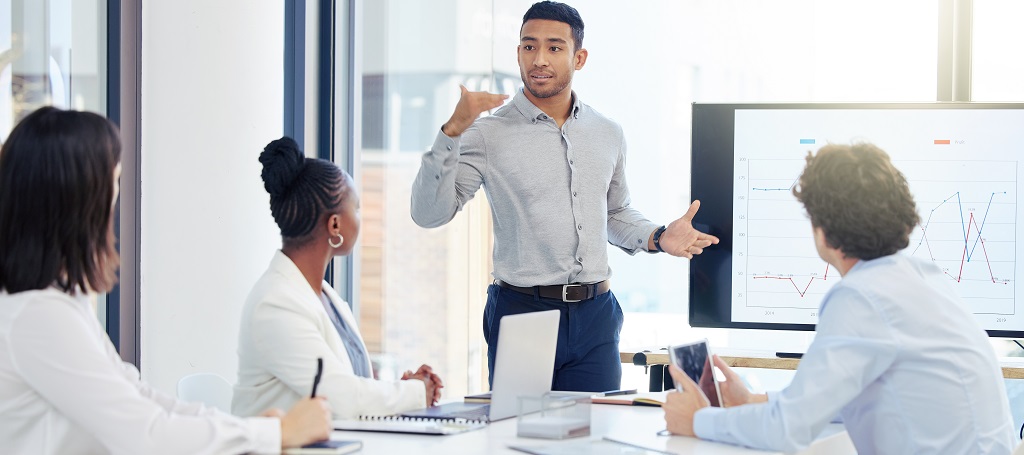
[329,234,344,248]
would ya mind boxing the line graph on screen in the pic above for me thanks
[740,158,1017,315]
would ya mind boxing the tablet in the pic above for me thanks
[667,339,723,407]
[284,439,362,454]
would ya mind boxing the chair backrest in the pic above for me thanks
[176,372,233,413]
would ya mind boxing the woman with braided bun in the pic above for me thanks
[232,137,443,419]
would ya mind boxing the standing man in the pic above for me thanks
[663,143,1014,453]
[411,1,718,392]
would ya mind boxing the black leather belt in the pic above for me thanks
[495,279,611,303]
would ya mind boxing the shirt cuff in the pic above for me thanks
[247,416,282,454]
[765,390,781,403]
[693,406,726,441]
[400,378,428,410]
[434,129,460,154]
[636,221,661,253]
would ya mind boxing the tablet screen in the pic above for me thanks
[668,340,722,407]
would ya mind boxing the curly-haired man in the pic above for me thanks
[663,143,1014,453]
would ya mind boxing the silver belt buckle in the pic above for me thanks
[562,284,584,303]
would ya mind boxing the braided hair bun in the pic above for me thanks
[258,136,346,239]
[259,137,305,198]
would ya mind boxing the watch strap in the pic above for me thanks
[653,225,667,253]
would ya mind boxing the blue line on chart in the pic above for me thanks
[911,191,1006,262]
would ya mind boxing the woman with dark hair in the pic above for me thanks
[232,137,442,419]
[0,107,332,454]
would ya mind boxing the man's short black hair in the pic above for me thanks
[522,1,584,52]
[793,142,920,261]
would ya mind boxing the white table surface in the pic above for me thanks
[328,403,854,454]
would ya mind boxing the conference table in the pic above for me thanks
[623,348,1024,391]
[326,402,854,454]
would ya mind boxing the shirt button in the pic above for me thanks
[637,239,642,244]
[446,145,452,151]
[572,191,577,197]
[435,175,440,180]
[577,257,583,263]
[577,224,582,230]
[569,160,574,165]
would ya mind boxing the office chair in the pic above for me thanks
[176,372,233,413]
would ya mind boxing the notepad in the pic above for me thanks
[463,392,492,403]
[589,391,668,407]
[333,416,486,435]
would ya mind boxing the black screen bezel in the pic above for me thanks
[687,102,1024,338]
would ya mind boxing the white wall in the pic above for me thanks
[141,0,284,394]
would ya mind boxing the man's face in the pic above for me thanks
[517,19,586,100]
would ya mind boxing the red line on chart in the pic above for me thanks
[752,264,830,297]
[917,212,1009,284]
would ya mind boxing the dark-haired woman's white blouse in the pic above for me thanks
[0,288,280,455]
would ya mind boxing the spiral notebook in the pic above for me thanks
[332,416,486,435]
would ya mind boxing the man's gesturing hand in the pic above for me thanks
[441,85,509,137]
[657,200,720,259]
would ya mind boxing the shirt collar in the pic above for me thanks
[512,88,583,123]
[271,249,351,308]
[271,249,321,302]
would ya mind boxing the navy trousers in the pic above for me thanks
[483,283,623,392]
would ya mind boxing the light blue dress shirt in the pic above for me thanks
[694,254,1015,454]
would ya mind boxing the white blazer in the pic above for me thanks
[232,251,424,419]
[0,289,279,455]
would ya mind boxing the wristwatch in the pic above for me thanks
[652,225,667,253]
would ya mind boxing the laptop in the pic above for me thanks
[400,309,559,423]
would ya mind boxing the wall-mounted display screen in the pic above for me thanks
[690,103,1024,337]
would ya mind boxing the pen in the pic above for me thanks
[311,357,323,398]
[600,388,637,397]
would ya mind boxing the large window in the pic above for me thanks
[2,0,109,321]
[972,0,1024,101]
[355,0,501,397]
[1,0,107,136]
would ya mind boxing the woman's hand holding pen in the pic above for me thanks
[274,357,332,449]
[277,397,332,449]
[402,364,444,406]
